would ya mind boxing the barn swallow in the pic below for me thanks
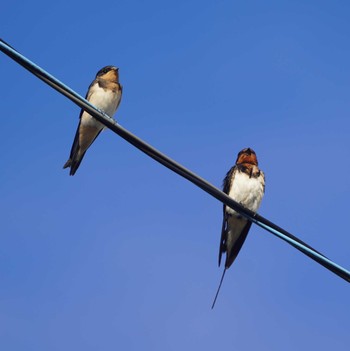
[63,66,122,175]
[212,148,265,308]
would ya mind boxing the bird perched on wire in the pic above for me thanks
[212,148,265,308]
[63,66,122,175]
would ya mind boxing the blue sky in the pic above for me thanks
[1,1,350,350]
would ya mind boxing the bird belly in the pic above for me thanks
[90,87,121,117]
[226,172,264,216]
[81,88,121,130]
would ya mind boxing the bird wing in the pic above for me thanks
[224,221,252,268]
[218,165,235,267]
[67,80,97,157]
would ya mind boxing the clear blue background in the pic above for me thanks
[1,1,350,350]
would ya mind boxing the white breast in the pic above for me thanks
[81,84,121,129]
[226,171,264,216]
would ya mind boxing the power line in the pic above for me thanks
[1,38,349,283]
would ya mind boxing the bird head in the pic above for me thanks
[235,147,258,165]
[96,66,119,81]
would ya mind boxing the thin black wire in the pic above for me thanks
[1,39,349,283]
